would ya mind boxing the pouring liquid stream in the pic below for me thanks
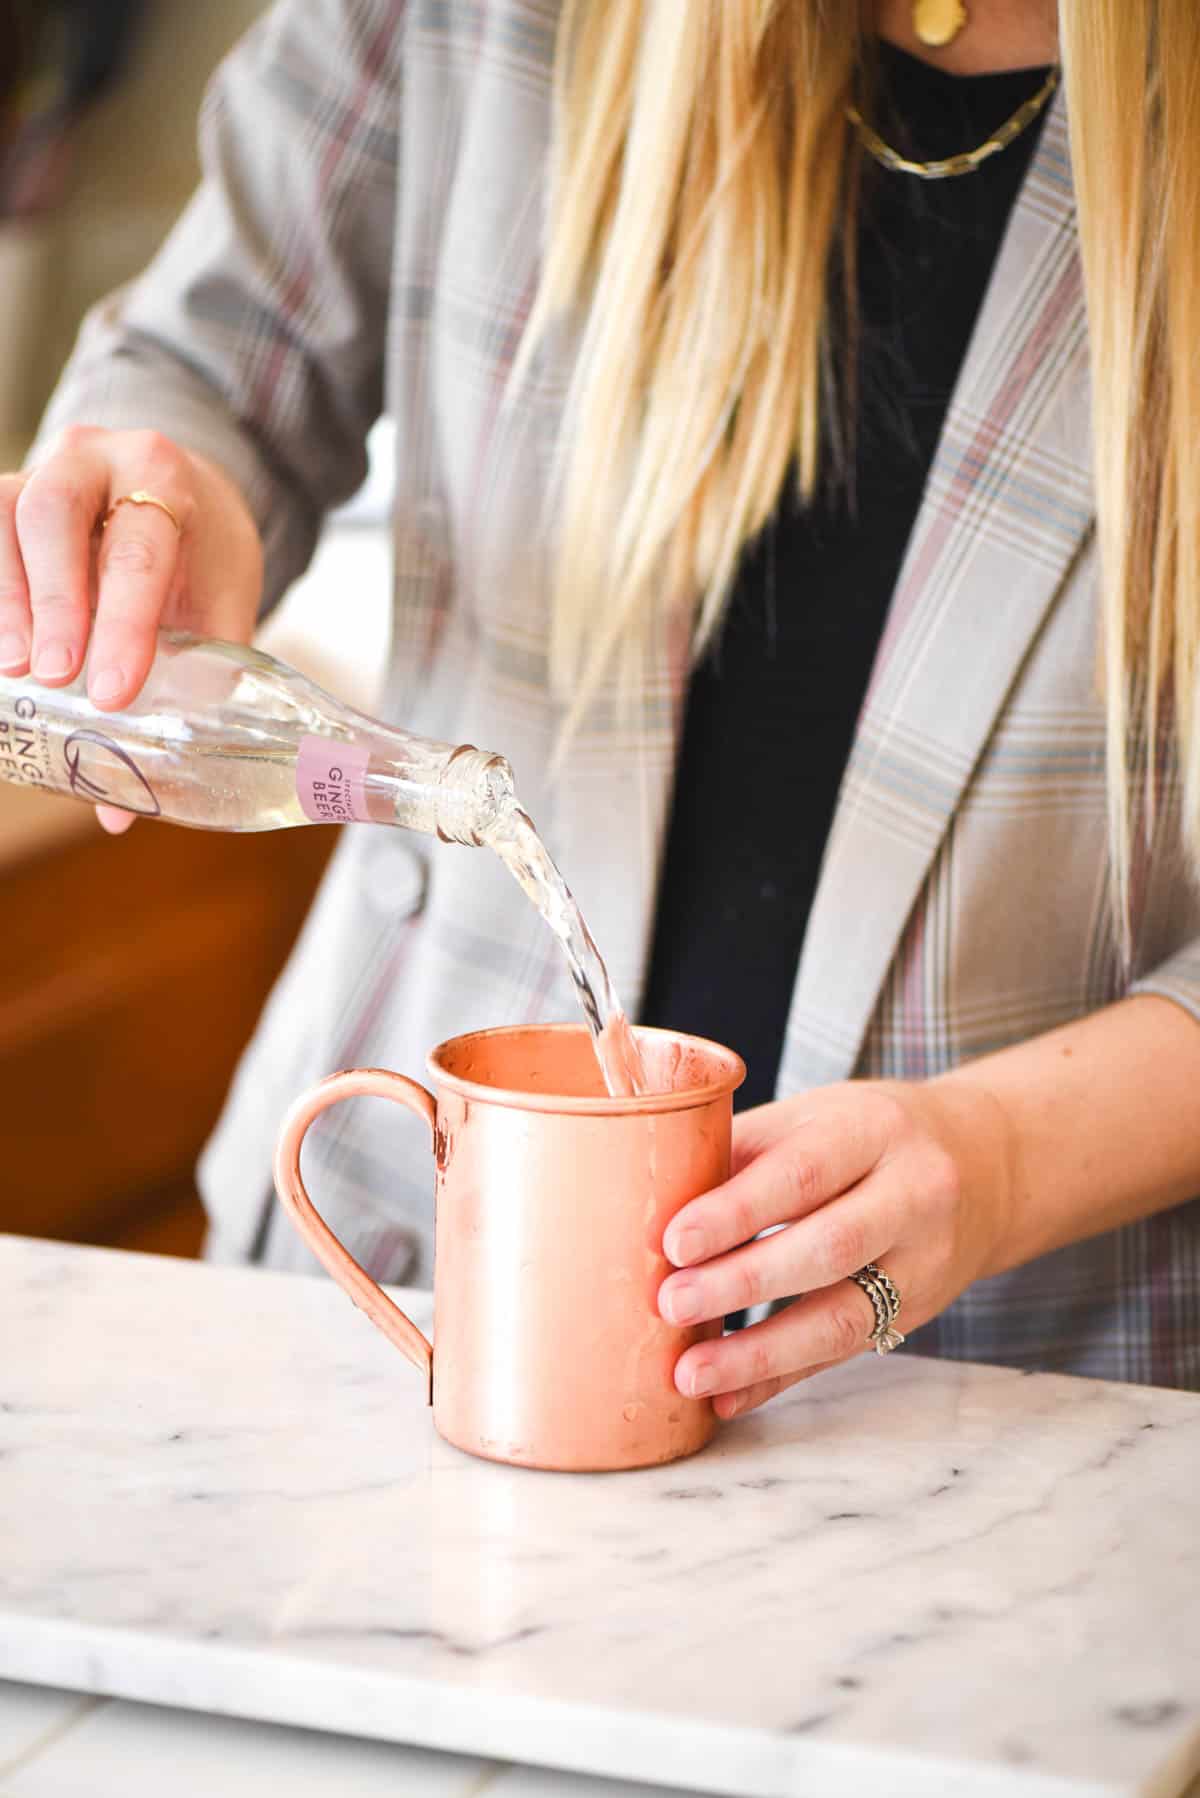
[483,802,649,1098]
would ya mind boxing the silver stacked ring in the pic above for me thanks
[866,1263,901,1322]
[848,1262,905,1355]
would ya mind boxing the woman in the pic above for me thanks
[2,0,1198,1411]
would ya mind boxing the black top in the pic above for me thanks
[639,45,1053,1108]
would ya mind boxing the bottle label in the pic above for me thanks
[63,730,161,814]
[0,692,162,813]
[297,736,372,824]
[0,695,50,790]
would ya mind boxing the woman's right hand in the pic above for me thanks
[0,426,264,831]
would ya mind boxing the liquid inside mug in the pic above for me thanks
[273,1023,745,1472]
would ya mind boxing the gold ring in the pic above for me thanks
[101,490,183,535]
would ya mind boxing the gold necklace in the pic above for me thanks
[913,0,969,48]
[846,64,1059,180]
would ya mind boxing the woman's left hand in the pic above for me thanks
[658,1079,1015,1419]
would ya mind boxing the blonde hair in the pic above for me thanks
[519,1,1200,923]
[519,1,859,722]
[1059,0,1200,935]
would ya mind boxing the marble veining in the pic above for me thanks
[2,1235,1199,1797]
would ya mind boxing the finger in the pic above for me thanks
[729,1097,818,1178]
[664,1091,888,1267]
[15,452,110,686]
[672,1281,882,1400]
[659,1171,901,1325]
[0,474,31,673]
[728,1090,859,1178]
[713,1361,842,1421]
[96,804,137,836]
[91,466,189,708]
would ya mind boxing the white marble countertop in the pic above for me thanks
[3,1235,1199,1798]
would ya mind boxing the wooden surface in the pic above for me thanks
[0,805,336,1256]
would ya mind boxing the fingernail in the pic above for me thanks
[33,642,72,680]
[669,1226,706,1267]
[664,1280,703,1326]
[89,667,125,706]
[0,631,27,670]
[689,1365,717,1397]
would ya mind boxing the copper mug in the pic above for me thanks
[273,1023,744,1472]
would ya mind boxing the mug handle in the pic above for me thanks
[273,1067,437,1405]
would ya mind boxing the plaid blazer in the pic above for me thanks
[40,0,1200,1387]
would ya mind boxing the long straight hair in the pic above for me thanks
[520,0,1200,923]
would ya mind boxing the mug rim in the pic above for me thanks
[426,1022,746,1115]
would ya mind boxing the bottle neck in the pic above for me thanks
[432,743,516,846]
[357,723,515,845]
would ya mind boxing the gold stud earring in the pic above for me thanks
[912,0,968,48]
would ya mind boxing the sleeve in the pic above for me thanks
[1130,941,1200,1029]
[32,0,405,614]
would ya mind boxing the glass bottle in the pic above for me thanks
[0,631,514,844]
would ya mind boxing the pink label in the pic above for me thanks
[297,736,372,824]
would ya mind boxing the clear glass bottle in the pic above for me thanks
[0,631,515,844]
